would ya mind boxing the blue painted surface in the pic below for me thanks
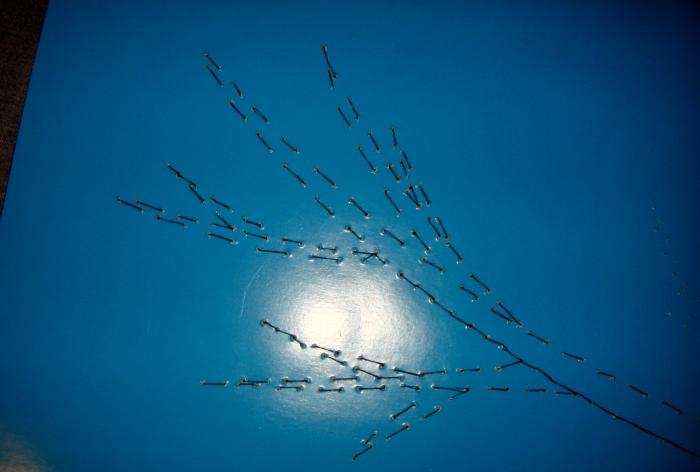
[1,1,699,470]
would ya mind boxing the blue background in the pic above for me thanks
[1,1,699,470]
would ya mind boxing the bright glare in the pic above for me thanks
[291,268,425,361]
[262,264,434,419]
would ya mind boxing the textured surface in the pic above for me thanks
[0,0,48,219]
[1,1,699,471]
